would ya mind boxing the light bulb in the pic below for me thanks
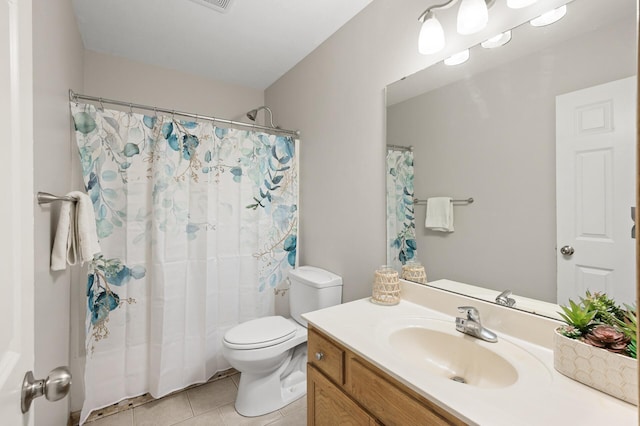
[457,0,488,35]
[418,12,445,55]
[530,5,567,27]
[481,30,512,49]
[506,0,538,9]
[444,49,470,66]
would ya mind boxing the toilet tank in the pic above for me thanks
[288,266,343,327]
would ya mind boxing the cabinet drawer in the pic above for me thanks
[308,327,345,385]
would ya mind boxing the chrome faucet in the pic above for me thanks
[455,306,498,343]
[495,289,516,307]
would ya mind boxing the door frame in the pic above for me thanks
[0,0,34,423]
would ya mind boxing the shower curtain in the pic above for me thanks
[71,103,298,423]
[386,149,417,271]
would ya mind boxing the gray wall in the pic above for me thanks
[387,19,636,302]
[32,0,84,424]
[83,51,264,123]
[264,0,571,303]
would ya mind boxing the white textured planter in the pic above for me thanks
[554,329,638,405]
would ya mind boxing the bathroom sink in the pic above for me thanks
[378,317,547,389]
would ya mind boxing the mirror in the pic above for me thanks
[386,0,637,318]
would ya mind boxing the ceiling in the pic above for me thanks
[71,0,373,90]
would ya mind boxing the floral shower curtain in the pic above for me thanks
[71,103,298,424]
[386,149,417,271]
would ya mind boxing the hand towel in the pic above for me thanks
[51,198,75,270]
[51,191,101,271]
[425,197,454,232]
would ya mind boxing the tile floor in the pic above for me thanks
[88,374,306,426]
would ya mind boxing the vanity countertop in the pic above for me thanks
[302,281,637,426]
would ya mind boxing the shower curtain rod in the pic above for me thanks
[69,90,301,138]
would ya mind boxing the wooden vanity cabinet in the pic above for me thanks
[307,326,466,426]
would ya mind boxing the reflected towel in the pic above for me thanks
[425,197,454,232]
[51,191,101,271]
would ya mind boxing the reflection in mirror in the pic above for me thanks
[386,145,417,272]
[386,0,637,318]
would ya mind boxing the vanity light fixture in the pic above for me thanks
[481,30,512,49]
[418,0,495,55]
[457,0,489,35]
[418,11,446,54]
[444,49,470,65]
[506,0,538,9]
[530,5,567,27]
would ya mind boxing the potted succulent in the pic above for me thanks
[554,291,637,405]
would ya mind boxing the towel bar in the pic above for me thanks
[413,197,473,206]
[37,192,77,205]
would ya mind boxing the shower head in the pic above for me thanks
[246,109,259,121]
[246,106,277,129]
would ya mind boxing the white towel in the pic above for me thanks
[51,191,101,271]
[425,197,454,232]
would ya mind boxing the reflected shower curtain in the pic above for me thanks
[386,149,417,271]
[71,103,298,424]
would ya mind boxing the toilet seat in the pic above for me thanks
[224,316,297,350]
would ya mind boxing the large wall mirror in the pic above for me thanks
[386,0,637,318]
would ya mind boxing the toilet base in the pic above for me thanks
[234,344,307,417]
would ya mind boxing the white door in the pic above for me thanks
[556,76,636,306]
[0,0,35,424]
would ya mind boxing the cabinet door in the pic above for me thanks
[346,355,463,426]
[308,365,376,426]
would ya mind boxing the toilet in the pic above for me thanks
[222,266,343,417]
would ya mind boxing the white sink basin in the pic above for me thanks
[378,317,549,389]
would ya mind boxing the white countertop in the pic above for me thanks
[302,283,636,425]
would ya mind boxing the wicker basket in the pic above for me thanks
[371,266,400,305]
[401,262,427,284]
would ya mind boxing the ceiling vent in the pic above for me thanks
[187,0,234,13]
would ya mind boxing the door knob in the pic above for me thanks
[21,366,72,413]
[560,245,575,256]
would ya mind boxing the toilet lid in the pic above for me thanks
[224,316,297,350]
